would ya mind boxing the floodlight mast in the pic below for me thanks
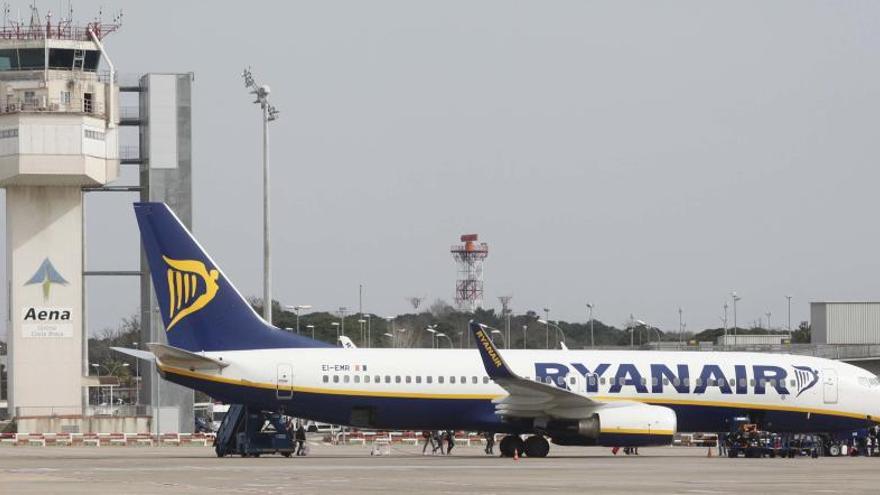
[242,67,280,324]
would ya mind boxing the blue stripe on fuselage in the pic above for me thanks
[162,369,872,434]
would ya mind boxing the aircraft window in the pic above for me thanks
[730,379,736,387]
[589,377,597,386]
[790,379,796,387]
[569,377,576,386]
[557,377,565,386]
[472,376,478,384]
[365,375,371,383]
[405,376,412,384]
[439,376,445,384]
[483,377,490,384]
[695,379,702,387]
[385,376,391,384]
[683,378,690,387]
[427,376,433,384]
[344,375,350,383]
[323,375,329,383]
[333,375,339,383]
[395,376,401,383]
[663,378,670,386]
[374,375,381,383]
[600,377,606,385]
[461,376,467,384]
[416,376,422,384]
[618,378,626,386]
[749,379,755,387]
[707,379,715,386]
[672,378,680,386]
[651,378,658,386]
[739,379,747,387]
[450,376,456,384]
[640,378,647,386]
[354,375,360,383]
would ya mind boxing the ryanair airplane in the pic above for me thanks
[119,202,880,457]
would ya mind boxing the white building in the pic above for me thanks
[811,302,880,345]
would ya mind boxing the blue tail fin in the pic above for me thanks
[134,202,331,352]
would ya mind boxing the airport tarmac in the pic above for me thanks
[1,444,879,494]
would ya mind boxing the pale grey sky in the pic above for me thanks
[3,1,880,338]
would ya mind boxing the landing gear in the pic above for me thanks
[524,436,550,458]
[499,435,525,457]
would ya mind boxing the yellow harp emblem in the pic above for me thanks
[163,256,220,331]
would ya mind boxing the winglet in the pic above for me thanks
[470,321,516,380]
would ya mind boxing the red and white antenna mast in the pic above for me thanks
[451,234,488,312]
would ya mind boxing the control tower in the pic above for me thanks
[0,12,119,417]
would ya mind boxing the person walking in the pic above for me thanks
[432,430,444,455]
[294,422,307,456]
[445,430,455,455]
[484,432,495,455]
[421,430,434,455]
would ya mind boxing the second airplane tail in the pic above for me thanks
[134,202,331,352]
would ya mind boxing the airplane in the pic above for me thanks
[116,202,880,458]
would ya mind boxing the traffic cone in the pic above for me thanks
[513,448,519,461]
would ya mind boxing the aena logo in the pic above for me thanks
[163,256,219,331]
[25,258,68,301]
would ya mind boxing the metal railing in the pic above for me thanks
[0,97,106,117]
[14,404,149,418]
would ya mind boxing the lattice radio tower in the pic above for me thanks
[451,234,489,312]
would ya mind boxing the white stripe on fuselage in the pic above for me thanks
[189,348,880,425]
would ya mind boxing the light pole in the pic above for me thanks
[132,341,139,406]
[436,333,454,348]
[358,319,366,347]
[338,307,348,337]
[543,308,551,349]
[331,322,340,343]
[364,314,371,348]
[785,295,792,341]
[522,325,528,349]
[383,332,394,347]
[285,305,312,334]
[490,329,506,348]
[396,328,407,348]
[426,326,437,348]
[722,302,729,347]
[538,319,566,349]
[731,292,741,346]
[586,303,595,348]
[242,67,279,325]
[765,312,772,331]
[306,324,315,340]
[678,308,683,346]
[629,314,635,349]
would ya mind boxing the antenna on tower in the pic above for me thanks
[451,234,489,312]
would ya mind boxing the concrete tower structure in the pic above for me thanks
[0,15,119,418]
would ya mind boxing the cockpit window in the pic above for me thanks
[858,376,880,388]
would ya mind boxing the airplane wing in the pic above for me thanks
[471,321,606,419]
[338,336,357,349]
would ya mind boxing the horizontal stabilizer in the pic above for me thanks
[111,347,156,362]
[146,343,229,370]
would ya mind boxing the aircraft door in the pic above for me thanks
[277,364,293,400]
[822,369,838,404]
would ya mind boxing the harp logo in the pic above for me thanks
[792,365,819,397]
[163,256,220,331]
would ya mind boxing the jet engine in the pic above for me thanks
[545,403,677,447]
